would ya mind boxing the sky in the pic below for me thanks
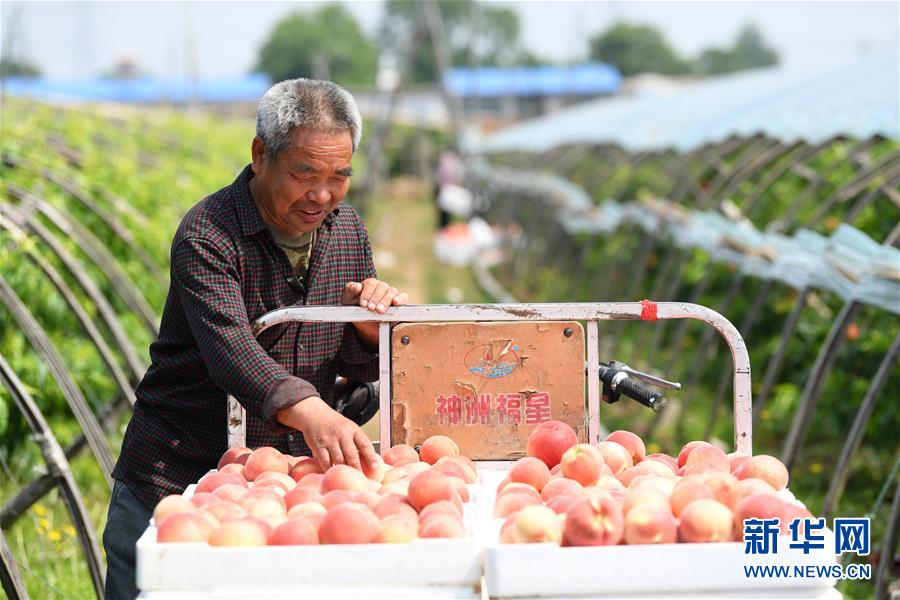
[1,1,897,80]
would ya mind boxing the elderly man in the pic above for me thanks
[103,78,406,599]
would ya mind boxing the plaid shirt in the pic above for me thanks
[113,165,378,509]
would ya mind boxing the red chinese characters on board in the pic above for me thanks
[434,392,551,426]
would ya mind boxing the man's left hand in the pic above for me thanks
[341,278,408,313]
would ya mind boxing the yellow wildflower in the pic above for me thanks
[33,504,47,516]
[64,525,76,537]
[38,518,50,530]
[48,530,62,542]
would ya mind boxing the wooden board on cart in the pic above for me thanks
[390,321,585,459]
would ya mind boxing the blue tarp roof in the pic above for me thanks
[446,63,621,98]
[479,52,899,153]
[0,74,272,103]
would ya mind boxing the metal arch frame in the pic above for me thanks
[6,184,160,336]
[2,153,169,288]
[0,278,116,487]
[225,303,753,456]
[0,354,106,598]
[0,204,147,381]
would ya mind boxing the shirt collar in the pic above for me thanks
[234,163,341,238]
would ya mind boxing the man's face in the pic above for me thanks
[250,127,353,236]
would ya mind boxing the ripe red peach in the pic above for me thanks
[383,444,419,466]
[218,463,246,477]
[431,460,471,483]
[268,518,319,545]
[437,455,478,483]
[153,495,195,526]
[526,420,578,468]
[321,490,357,510]
[352,491,382,510]
[238,488,287,519]
[381,467,409,485]
[319,502,380,544]
[407,470,459,511]
[594,442,633,475]
[727,452,751,473]
[540,477,584,501]
[189,492,221,509]
[199,501,247,524]
[289,457,323,482]
[217,446,252,470]
[545,494,578,515]
[624,504,677,545]
[677,441,715,468]
[286,502,327,528]
[733,455,789,490]
[623,488,670,516]
[670,478,715,517]
[321,464,370,493]
[561,444,605,486]
[419,500,463,523]
[562,495,624,546]
[702,472,742,510]
[683,444,729,474]
[679,499,733,543]
[196,471,248,494]
[419,515,465,538]
[508,456,552,491]
[605,430,646,464]
[379,480,410,497]
[512,505,563,544]
[283,486,323,510]
[157,512,214,543]
[212,483,249,503]
[376,516,419,543]
[208,517,268,546]
[375,496,418,522]
[419,435,460,465]
[739,477,777,498]
[733,494,791,538]
[630,477,675,498]
[499,514,518,544]
[297,473,324,489]
[243,447,290,481]
[254,471,297,492]
[498,483,542,503]
[493,491,541,518]
[644,453,679,474]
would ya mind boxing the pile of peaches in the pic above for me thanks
[499,421,812,547]
[154,435,474,546]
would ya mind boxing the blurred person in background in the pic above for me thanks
[103,78,407,599]
[434,147,464,229]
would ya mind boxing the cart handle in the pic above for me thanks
[227,302,752,455]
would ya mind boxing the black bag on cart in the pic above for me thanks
[332,378,379,426]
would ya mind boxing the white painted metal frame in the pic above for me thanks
[227,302,753,455]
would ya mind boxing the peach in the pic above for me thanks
[437,455,478,482]
[375,496,418,522]
[284,486,323,510]
[195,471,248,494]
[321,464,370,493]
[733,455,789,490]
[509,457,552,491]
[644,453,679,474]
[679,499,733,543]
[702,472,742,510]
[739,477,777,498]
[238,488,287,519]
[550,464,562,477]
[631,477,675,498]
[319,503,380,544]
[199,501,247,524]
[419,500,463,522]
[499,514,518,544]
[383,444,419,466]
[268,518,319,545]
[683,445,729,474]
[289,457,323,482]
[419,515,465,538]
[448,476,470,502]
[594,442,633,475]
[527,421,578,468]
[595,476,627,491]
[407,470,458,511]
[727,452,751,473]
[287,502,327,528]
[545,494,578,515]
[153,495,195,526]
[419,435,459,465]
[624,504,677,545]
[217,446,252,470]
[381,468,409,485]
[209,517,268,546]
[322,490,357,509]
[243,446,289,481]
[733,494,791,538]
[497,483,542,502]
[605,430,646,464]
[379,479,410,497]
[561,444,605,486]
[401,461,432,477]
[297,473,324,489]
[678,441,715,468]
[156,512,214,543]
[623,488,670,516]
[540,477,584,501]
[212,483,249,503]
[432,460,472,483]
[376,516,419,543]
[562,495,624,546]
[512,505,563,544]
[352,491,382,510]
[670,478,715,517]
[189,492,221,509]
[254,471,297,492]
[218,463,246,477]
[493,491,541,518]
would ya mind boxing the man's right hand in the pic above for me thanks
[277,396,379,473]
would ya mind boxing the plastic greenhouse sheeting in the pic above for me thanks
[478,52,899,154]
[467,162,900,315]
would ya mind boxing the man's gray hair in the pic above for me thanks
[256,78,362,158]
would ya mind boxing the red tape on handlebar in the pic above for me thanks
[640,299,658,321]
